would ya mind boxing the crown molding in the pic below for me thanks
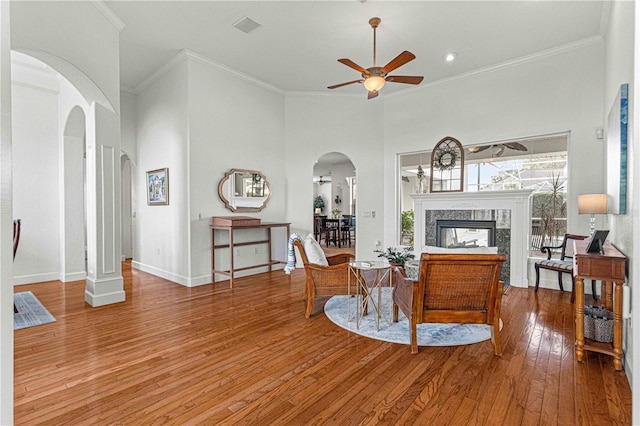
[134,49,284,95]
[599,0,612,37]
[285,35,604,101]
[120,84,137,95]
[385,35,605,99]
[184,50,283,94]
[134,50,189,93]
[91,0,125,32]
[132,35,603,100]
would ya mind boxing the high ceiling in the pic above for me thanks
[106,1,607,97]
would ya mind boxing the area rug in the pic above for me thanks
[324,287,498,347]
[13,291,56,330]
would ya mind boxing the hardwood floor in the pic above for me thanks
[14,262,631,425]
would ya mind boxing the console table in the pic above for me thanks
[211,217,290,288]
[573,239,627,371]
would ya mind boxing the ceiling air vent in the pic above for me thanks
[233,16,261,34]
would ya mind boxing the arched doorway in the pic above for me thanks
[313,152,356,251]
[10,50,124,306]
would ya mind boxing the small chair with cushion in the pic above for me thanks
[293,235,354,318]
[534,233,596,303]
[393,251,506,355]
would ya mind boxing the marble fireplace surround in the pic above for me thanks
[411,190,533,288]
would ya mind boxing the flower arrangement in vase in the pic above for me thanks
[374,246,415,267]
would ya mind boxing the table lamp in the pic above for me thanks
[578,193,608,234]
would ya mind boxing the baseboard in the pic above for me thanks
[131,261,190,286]
[13,272,60,286]
[84,289,125,307]
[130,261,283,288]
[62,271,86,282]
[84,275,125,307]
[186,275,212,287]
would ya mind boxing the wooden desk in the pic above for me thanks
[573,240,627,371]
[211,219,290,288]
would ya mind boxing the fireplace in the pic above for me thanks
[436,220,496,248]
[411,190,533,288]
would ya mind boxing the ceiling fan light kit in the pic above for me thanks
[363,75,385,92]
[328,17,424,99]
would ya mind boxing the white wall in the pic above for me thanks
[121,91,137,164]
[603,0,636,407]
[121,91,137,262]
[10,1,121,114]
[187,56,286,284]
[330,161,355,215]
[314,183,331,216]
[133,59,189,283]
[11,70,61,284]
[284,94,385,259]
[383,41,606,248]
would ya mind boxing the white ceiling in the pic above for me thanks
[106,1,607,97]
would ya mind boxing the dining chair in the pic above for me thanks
[13,219,21,313]
[340,215,355,246]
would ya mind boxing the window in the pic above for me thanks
[399,135,568,251]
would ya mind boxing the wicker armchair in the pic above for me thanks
[392,252,506,354]
[293,239,354,318]
[534,233,596,303]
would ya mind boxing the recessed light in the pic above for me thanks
[444,52,458,62]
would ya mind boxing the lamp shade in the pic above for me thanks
[363,75,385,92]
[578,194,608,214]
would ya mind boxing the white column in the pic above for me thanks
[84,103,124,306]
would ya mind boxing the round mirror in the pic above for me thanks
[218,168,271,212]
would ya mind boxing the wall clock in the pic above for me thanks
[430,137,464,192]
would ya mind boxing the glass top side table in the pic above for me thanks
[348,260,393,330]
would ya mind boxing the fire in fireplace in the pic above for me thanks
[436,219,497,248]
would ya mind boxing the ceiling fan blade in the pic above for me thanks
[468,145,492,153]
[381,51,416,74]
[338,58,369,75]
[368,90,379,100]
[503,142,528,151]
[327,79,363,89]
[386,75,424,85]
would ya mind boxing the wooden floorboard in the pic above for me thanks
[14,261,632,425]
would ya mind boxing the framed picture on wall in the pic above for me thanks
[147,168,169,205]
[606,83,628,214]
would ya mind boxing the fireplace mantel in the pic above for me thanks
[411,190,533,287]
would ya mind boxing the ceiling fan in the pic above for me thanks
[328,17,424,99]
[467,142,528,157]
[314,176,331,185]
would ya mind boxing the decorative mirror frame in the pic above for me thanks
[218,168,271,213]
[430,136,465,193]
